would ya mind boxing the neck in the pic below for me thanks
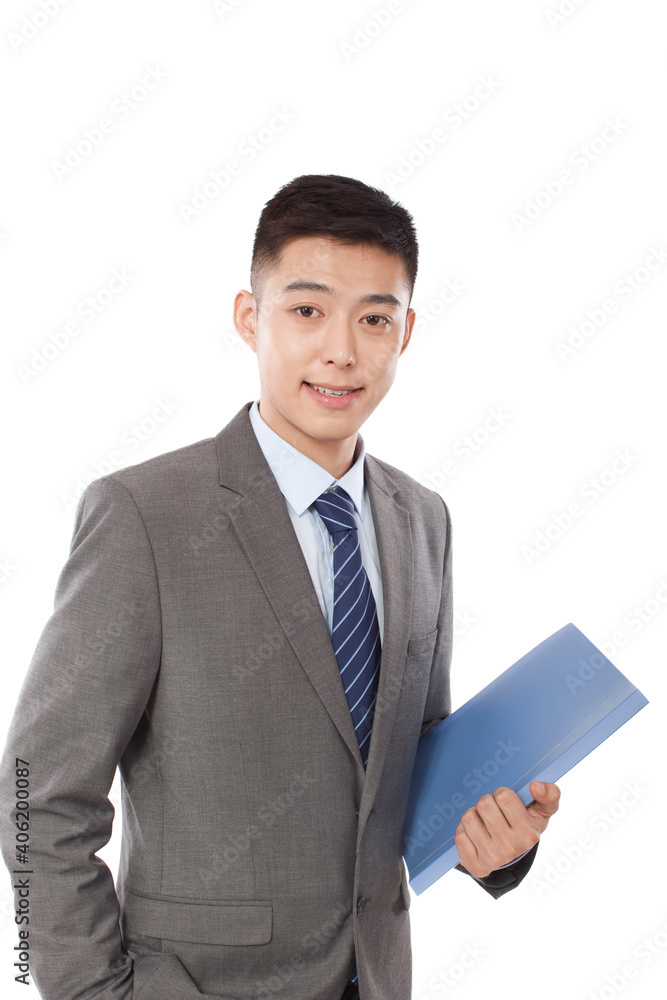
[257,400,359,480]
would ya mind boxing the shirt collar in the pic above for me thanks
[248,398,366,519]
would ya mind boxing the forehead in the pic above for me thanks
[269,235,409,293]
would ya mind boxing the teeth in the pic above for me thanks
[308,384,354,396]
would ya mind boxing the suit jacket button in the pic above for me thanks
[356,895,366,915]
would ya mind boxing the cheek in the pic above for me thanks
[369,352,399,389]
[258,340,298,380]
[265,332,305,371]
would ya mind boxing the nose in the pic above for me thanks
[319,315,356,367]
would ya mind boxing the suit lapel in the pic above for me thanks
[215,403,414,822]
[358,460,413,829]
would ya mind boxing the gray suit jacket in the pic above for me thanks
[0,401,536,1000]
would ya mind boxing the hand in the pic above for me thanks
[454,780,561,879]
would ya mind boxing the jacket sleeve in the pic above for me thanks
[417,494,538,898]
[454,841,539,898]
[0,476,163,1000]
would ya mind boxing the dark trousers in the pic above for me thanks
[340,981,360,1000]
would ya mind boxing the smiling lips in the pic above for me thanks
[303,381,363,408]
[304,382,361,396]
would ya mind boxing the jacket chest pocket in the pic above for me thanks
[394,627,439,724]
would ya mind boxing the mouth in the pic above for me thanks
[303,382,361,397]
[302,381,363,408]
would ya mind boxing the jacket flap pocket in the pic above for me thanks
[125,890,273,945]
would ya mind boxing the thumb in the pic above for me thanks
[528,780,561,820]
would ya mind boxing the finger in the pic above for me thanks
[461,798,500,843]
[475,791,518,836]
[456,813,516,879]
[455,823,496,879]
[480,790,537,858]
[490,786,533,828]
[454,823,480,869]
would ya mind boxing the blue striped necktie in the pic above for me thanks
[312,485,382,769]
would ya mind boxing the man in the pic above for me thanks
[0,174,560,1000]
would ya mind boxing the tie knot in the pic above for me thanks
[312,486,357,537]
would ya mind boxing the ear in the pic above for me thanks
[398,308,416,357]
[233,289,258,353]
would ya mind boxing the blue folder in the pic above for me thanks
[401,623,649,894]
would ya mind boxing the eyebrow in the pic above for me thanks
[281,280,402,308]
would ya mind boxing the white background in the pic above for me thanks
[1,1,666,998]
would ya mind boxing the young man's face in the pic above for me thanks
[234,235,415,475]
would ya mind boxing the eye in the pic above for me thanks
[294,306,321,318]
[363,315,391,327]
